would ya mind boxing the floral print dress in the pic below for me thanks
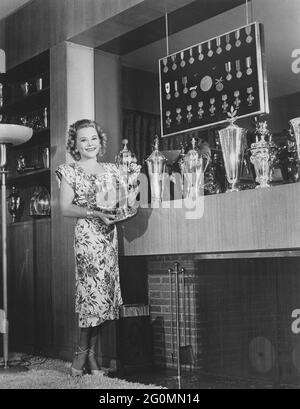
[55,162,123,328]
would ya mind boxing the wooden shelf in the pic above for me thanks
[3,87,50,112]
[7,168,50,187]
[120,182,300,256]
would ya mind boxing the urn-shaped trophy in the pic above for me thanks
[250,120,278,188]
[290,117,300,162]
[178,137,210,200]
[145,136,166,205]
[7,186,21,223]
[218,109,247,192]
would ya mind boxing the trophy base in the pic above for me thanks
[255,183,270,189]
[225,188,239,193]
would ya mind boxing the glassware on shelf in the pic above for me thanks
[218,108,247,192]
[20,81,30,97]
[7,186,22,223]
[41,147,50,168]
[145,136,166,205]
[249,120,278,188]
[29,186,51,216]
[36,77,43,92]
[16,153,27,173]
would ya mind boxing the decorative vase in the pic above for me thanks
[30,186,51,216]
[7,186,21,223]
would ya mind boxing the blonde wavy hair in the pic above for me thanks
[66,119,107,161]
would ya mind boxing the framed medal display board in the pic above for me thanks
[159,22,269,137]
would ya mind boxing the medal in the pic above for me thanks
[246,56,253,75]
[209,98,216,116]
[225,61,232,81]
[182,77,188,94]
[221,94,228,113]
[187,105,193,123]
[225,33,232,51]
[216,37,222,54]
[162,58,168,73]
[165,82,171,100]
[215,77,224,92]
[198,101,204,119]
[189,48,194,64]
[245,25,253,44]
[174,80,179,98]
[166,110,172,127]
[236,59,242,79]
[190,86,197,99]
[176,108,182,125]
[207,40,213,57]
[247,87,254,106]
[198,44,204,61]
[180,51,186,68]
[234,90,241,109]
[200,75,213,92]
[171,55,177,71]
[235,29,241,47]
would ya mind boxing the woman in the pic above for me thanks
[55,119,137,376]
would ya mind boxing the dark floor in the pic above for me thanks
[108,366,300,389]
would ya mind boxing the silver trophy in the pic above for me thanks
[115,139,141,218]
[218,108,247,192]
[250,120,278,188]
[178,137,210,200]
[146,136,166,205]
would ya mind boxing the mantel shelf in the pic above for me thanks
[120,182,300,256]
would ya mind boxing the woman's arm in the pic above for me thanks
[59,177,116,225]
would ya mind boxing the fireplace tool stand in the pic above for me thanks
[169,262,194,389]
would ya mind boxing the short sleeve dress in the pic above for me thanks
[55,162,123,328]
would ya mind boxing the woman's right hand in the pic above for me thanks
[95,210,117,226]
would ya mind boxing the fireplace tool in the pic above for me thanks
[168,262,195,389]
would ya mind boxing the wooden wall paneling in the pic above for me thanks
[70,0,197,48]
[3,0,201,69]
[120,183,300,256]
[4,0,162,69]
[7,222,35,353]
[192,258,279,384]
[50,41,95,360]
[33,219,53,356]
[5,0,51,70]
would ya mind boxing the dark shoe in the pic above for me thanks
[70,346,89,377]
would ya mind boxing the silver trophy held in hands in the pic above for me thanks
[218,108,247,192]
[250,120,278,188]
[145,136,166,206]
[114,139,141,220]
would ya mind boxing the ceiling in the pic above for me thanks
[0,0,31,21]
